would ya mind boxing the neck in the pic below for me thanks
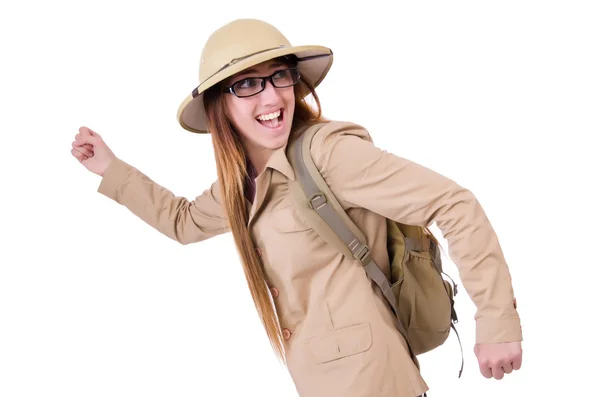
[245,145,272,177]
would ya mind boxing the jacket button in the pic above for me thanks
[270,287,279,298]
[282,328,292,340]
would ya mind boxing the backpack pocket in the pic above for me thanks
[391,247,454,355]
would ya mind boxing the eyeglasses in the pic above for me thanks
[223,68,301,98]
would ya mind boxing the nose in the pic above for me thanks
[259,78,283,104]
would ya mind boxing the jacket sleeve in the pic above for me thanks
[96,157,229,245]
[311,121,522,345]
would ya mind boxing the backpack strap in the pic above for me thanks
[286,122,419,366]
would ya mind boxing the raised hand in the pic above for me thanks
[71,126,116,176]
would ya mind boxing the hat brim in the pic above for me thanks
[176,45,333,134]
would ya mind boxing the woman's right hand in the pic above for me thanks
[71,126,116,177]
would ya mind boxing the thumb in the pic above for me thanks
[75,133,100,146]
[78,126,102,139]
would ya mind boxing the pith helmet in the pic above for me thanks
[176,18,333,134]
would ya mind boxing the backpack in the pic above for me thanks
[286,121,464,378]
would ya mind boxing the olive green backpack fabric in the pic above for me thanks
[286,122,464,378]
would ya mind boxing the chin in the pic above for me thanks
[262,133,290,150]
[256,123,292,149]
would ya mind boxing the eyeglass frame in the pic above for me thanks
[222,67,301,98]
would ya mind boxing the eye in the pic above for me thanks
[272,70,288,80]
[236,78,259,89]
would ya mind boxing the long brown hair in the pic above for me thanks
[203,58,326,363]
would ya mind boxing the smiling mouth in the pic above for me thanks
[256,108,284,129]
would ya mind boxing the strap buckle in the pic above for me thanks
[308,193,327,210]
[349,239,371,265]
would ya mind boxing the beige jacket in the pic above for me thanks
[97,120,522,397]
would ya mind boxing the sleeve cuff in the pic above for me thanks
[97,157,131,200]
[476,316,523,344]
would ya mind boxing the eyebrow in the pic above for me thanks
[233,62,287,79]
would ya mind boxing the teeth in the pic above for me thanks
[256,109,281,121]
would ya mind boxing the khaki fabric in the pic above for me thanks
[97,120,522,397]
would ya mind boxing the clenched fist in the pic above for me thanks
[71,126,116,177]
[474,341,522,380]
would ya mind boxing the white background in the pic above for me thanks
[1,1,598,396]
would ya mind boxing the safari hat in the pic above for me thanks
[176,18,333,134]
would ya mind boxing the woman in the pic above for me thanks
[71,18,523,397]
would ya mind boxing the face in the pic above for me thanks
[223,59,297,155]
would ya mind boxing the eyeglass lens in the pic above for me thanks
[232,68,300,97]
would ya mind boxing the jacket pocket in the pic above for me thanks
[305,322,373,364]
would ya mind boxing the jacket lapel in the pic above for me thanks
[246,135,297,227]
[247,167,273,227]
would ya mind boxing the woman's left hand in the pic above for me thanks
[474,341,523,380]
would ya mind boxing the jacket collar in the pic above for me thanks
[263,142,295,180]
